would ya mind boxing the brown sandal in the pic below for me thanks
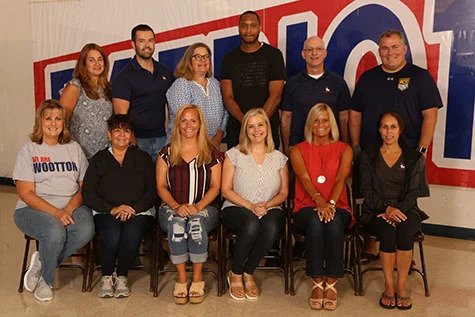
[173,282,188,305]
[189,281,205,304]
[226,272,245,301]
[243,273,259,301]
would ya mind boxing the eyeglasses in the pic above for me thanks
[302,47,325,53]
[192,54,211,61]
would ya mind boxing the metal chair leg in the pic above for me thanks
[18,237,32,293]
[418,240,430,296]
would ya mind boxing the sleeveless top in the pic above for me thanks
[294,141,352,217]
[62,78,112,159]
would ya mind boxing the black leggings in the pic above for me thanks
[222,206,284,275]
[94,214,152,276]
[366,210,420,253]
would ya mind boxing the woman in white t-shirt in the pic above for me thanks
[13,99,94,302]
[221,108,289,301]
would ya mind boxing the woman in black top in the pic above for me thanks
[360,112,428,310]
[82,114,156,298]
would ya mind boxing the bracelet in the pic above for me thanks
[312,192,321,201]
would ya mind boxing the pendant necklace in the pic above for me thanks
[316,146,328,184]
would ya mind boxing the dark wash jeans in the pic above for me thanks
[222,206,284,275]
[293,207,350,278]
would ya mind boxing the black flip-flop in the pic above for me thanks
[396,296,412,310]
[379,293,396,309]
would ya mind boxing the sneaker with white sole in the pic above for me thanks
[24,251,42,292]
[114,276,130,298]
[98,275,114,298]
[34,277,53,301]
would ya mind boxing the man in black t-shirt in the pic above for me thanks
[220,10,286,148]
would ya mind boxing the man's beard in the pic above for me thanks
[136,48,154,59]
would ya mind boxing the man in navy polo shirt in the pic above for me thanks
[112,24,173,161]
[281,36,350,156]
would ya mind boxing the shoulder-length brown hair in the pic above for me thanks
[174,43,213,80]
[238,108,274,154]
[30,99,71,144]
[73,43,111,100]
[169,104,213,166]
[304,103,340,143]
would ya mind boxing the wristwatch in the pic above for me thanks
[329,199,336,207]
[417,146,427,154]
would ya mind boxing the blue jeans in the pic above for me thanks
[136,136,166,162]
[14,205,94,286]
[158,205,218,264]
[293,207,350,278]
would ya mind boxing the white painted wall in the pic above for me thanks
[0,0,35,178]
[419,185,475,229]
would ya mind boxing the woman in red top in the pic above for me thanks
[290,103,353,311]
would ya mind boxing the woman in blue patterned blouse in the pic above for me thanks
[166,42,228,148]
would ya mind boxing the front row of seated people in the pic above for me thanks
[14,100,425,311]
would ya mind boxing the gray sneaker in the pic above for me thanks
[24,251,42,292]
[98,275,114,298]
[114,276,130,298]
[34,277,53,301]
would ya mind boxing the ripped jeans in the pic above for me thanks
[158,204,219,264]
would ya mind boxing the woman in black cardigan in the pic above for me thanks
[82,114,156,298]
[359,112,428,311]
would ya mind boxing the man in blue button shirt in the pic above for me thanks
[281,36,350,156]
[112,24,174,161]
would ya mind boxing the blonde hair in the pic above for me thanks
[304,103,339,143]
[30,99,71,144]
[238,108,274,154]
[174,43,213,80]
[169,105,213,166]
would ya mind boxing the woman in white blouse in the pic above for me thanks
[221,108,288,301]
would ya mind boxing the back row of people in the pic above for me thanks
[57,10,442,173]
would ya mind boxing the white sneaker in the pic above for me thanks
[114,276,130,298]
[34,277,53,301]
[24,251,42,292]
[98,275,114,298]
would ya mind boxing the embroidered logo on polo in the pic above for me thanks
[398,78,410,91]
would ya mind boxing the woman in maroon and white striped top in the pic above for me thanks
[156,104,223,305]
